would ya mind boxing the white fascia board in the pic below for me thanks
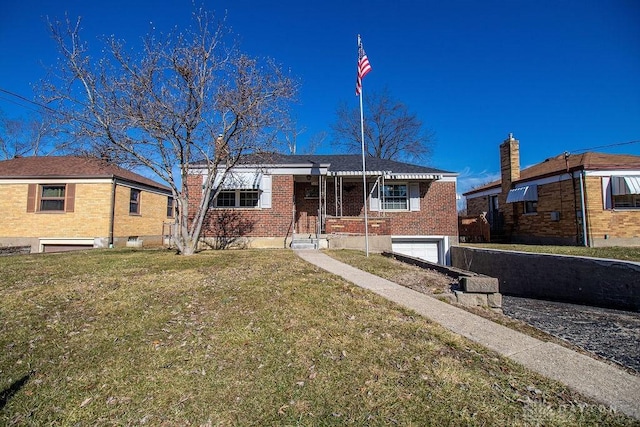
[267,166,329,175]
[436,175,457,182]
[204,165,330,176]
[114,179,172,196]
[391,235,447,241]
[465,187,500,199]
[585,170,640,177]
[514,173,573,188]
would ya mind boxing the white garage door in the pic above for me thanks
[392,240,440,264]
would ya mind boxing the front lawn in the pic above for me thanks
[461,243,640,262]
[0,249,634,425]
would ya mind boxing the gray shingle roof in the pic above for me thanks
[225,153,455,175]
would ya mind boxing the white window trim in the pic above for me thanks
[213,189,261,209]
[370,181,422,212]
[382,182,409,212]
[208,174,272,209]
[39,238,95,253]
[602,175,640,210]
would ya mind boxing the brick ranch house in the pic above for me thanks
[0,156,174,253]
[188,154,458,264]
[464,134,640,247]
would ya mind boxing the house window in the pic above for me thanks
[213,190,259,208]
[524,200,537,214]
[304,186,319,199]
[611,176,640,209]
[239,191,259,207]
[130,189,141,214]
[613,194,640,209]
[382,184,408,210]
[215,191,236,207]
[167,197,175,217]
[40,185,66,211]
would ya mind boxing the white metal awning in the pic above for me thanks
[385,173,442,180]
[214,171,263,190]
[327,171,442,180]
[506,185,538,203]
[612,176,640,195]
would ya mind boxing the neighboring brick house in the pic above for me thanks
[188,154,458,264]
[0,156,174,253]
[464,134,640,247]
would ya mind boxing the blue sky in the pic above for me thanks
[1,0,639,198]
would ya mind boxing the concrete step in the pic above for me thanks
[291,239,318,250]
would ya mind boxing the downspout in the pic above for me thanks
[108,177,116,248]
[571,171,581,245]
[579,171,588,246]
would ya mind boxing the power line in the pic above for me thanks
[0,87,58,114]
[571,139,640,154]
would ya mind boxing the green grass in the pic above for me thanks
[461,243,640,262]
[0,248,636,425]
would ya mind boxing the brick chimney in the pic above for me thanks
[500,133,520,193]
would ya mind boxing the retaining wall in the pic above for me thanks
[451,246,640,311]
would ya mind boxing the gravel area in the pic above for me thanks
[502,296,640,374]
[368,258,640,375]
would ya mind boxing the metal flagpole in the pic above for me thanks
[359,84,369,257]
[356,34,372,257]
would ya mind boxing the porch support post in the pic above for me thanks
[334,176,338,217]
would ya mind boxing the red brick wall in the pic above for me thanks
[325,217,391,235]
[388,181,458,236]
[467,195,489,216]
[195,175,294,239]
[188,173,458,239]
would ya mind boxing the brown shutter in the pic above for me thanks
[66,183,76,212]
[27,184,37,212]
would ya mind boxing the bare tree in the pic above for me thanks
[331,88,434,162]
[42,9,297,255]
[0,110,62,160]
[283,118,305,155]
[305,131,327,155]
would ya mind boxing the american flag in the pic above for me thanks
[356,35,372,96]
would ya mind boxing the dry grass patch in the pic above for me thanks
[462,243,640,262]
[0,248,636,425]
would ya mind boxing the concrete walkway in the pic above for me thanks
[296,250,640,420]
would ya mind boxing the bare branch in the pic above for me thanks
[331,88,434,162]
[42,8,298,255]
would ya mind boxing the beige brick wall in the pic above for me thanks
[1,181,172,248]
[511,178,581,244]
[1,182,112,238]
[584,176,640,243]
[509,175,640,245]
[113,185,173,240]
